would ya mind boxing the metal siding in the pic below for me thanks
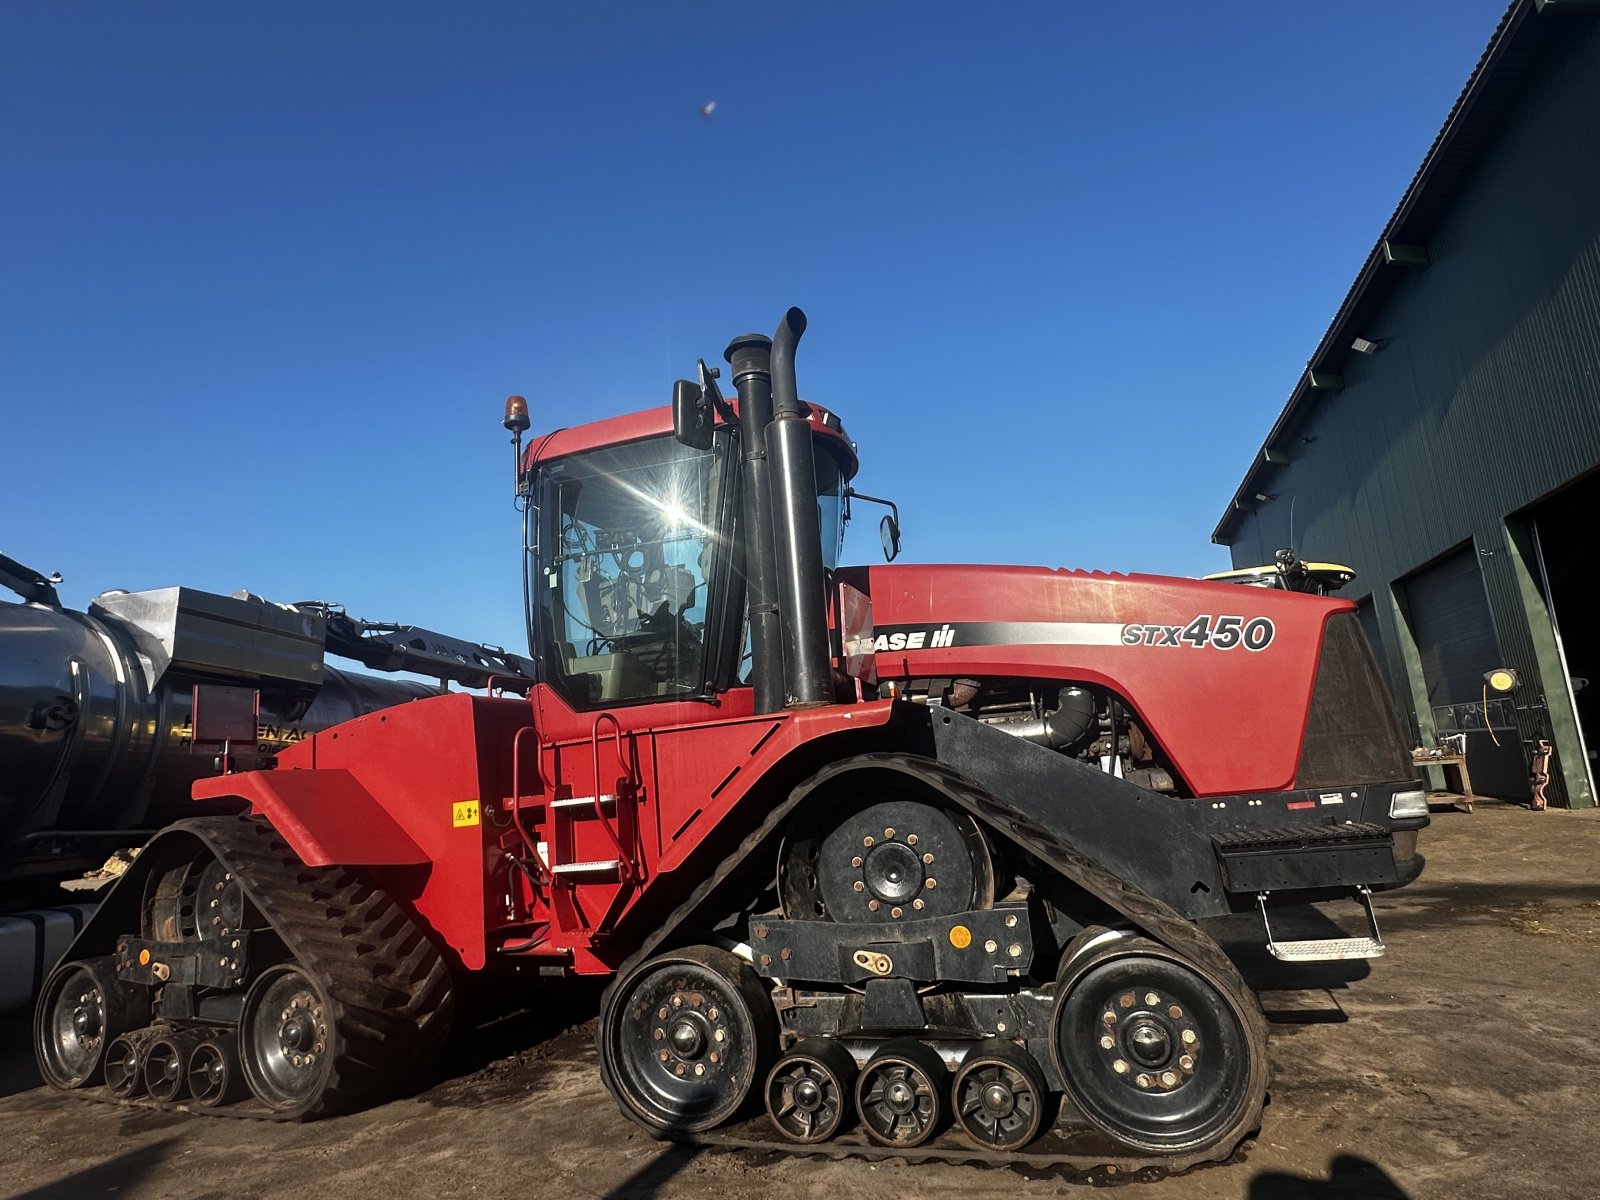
[1228,20,1600,805]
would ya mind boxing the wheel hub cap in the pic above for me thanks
[71,1001,101,1041]
[793,1078,823,1112]
[885,1079,916,1114]
[1128,1021,1170,1067]
[863,842,922,904]
[982,1081,1016,1116]
[668,1018,705,1059]
[280,1012,316,1056]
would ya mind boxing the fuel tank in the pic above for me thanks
[0,587,436,901]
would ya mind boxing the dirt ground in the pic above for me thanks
[2,799,1597,1200]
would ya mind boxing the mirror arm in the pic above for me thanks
[845,487,899,528]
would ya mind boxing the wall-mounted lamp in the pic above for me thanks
[1254,492,1278,503]
[1350,336,1387,354]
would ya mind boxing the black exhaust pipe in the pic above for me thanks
[724,332,785,714]
[766,307,832,707]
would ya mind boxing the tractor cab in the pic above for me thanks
[511,354,857,713]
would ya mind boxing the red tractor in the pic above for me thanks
[35,309,1427,1169]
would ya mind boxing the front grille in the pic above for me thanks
[1296,613,1413,788]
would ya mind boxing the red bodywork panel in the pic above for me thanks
[851,563,1348,796]
[197,685,895,974]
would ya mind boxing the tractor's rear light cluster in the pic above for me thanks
[1389,789,1428,819]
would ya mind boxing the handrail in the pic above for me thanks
[590,712,634,881]
[509,725,545,871]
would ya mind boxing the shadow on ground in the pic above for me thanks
[8,1137,179,1200]
[1251,1154,1411,1198]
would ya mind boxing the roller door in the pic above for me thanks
[1400,546,1529,800]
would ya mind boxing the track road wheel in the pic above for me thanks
[952,1041,1050,1151]
[765,1039,858,1143]
[1052,940,1267,1157]
[104,1031,155,1097]
[240,965,341,1116]
[34,957,149,1090]
[142,1032,197,1103]
[188,1036,243,1108]
[855,1039,947,1147]
[602,946,776,1134]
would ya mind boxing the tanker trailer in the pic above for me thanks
[0,551,532,1010]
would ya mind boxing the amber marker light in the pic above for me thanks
[503,394,530,434]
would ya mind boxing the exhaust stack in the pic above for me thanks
[765,308,832,708]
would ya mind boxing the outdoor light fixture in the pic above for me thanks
[1254,492,1277,503]
[1350,337,1385,354]
[1484,667,1520,694]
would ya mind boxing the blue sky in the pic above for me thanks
[3,1,1507,655]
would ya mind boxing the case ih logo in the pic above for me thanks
[1120,615,1275,651]
[870,616,1275,653]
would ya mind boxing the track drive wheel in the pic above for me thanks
[601,945,776,1134]
[239,965,338,1117]
[952,1041,1050,1150]
[1051,939,1267,1157]
[34,956,150,1090]
[765,1039,858,1143]
[855,1039,947,1147]
[781,797,993,924]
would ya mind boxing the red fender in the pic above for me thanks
[192,768,429,868]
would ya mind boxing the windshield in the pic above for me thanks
[817,448,847,571]
[537,435,725,705]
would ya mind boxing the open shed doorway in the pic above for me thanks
[1527,469,1600,803]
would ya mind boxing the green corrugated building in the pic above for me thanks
[1214,0,1600,808]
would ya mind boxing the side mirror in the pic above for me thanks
[880,513,901,562]
[672,379,714,450]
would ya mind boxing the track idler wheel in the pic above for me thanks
[1051,939,1267,1156]
[143,1030,204,1103]
[34,956,150,1090]
[952,1041,1050,1151]
[239,964,336,1117]
[187,1035,243,1108]
[854,1039,947,1147]
[601,946,777,1134]
[764,1039,858,1143]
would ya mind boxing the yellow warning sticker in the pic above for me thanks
[452,800,481,828]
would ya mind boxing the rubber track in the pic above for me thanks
[59,812,454,1120]
[599,751,1269,1175]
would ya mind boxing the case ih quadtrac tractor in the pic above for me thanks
[34,309,1428,1170]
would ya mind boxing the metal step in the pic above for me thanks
[551,794,617,811]
[551,859,621,876]
[1257,885,1386,963]
[1265,935,1385,962]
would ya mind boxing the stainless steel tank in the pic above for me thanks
[0,587,436,901]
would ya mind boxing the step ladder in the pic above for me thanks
[1256,885,1386,962]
